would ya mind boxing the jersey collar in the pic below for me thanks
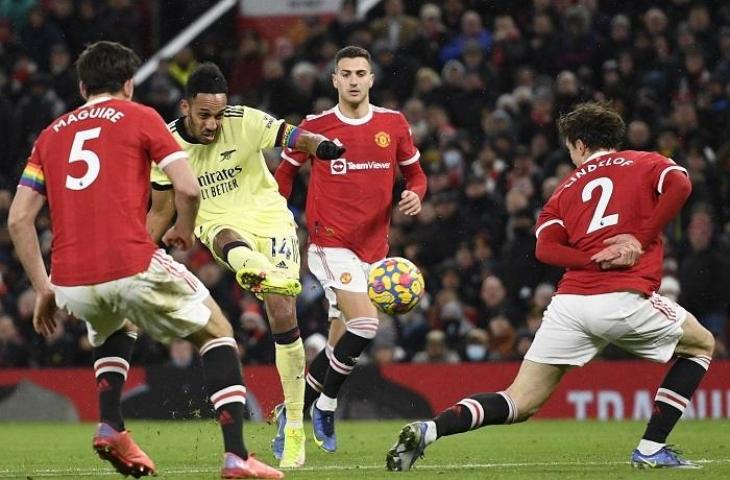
[175,117,204,144]
[83,95,113,107]
[334,104,373,125]
[584,149,615,164]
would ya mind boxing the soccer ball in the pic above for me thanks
[368,257,425,315]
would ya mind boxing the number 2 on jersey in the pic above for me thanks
[66,127,101,190]
[582,177,619,234]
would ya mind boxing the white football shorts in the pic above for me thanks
[307,244,377,319]
[53,250,211,347]
[525,292,687,366]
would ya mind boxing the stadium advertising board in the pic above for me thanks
[1,361,728,421]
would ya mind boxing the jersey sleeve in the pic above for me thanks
[18,141,46,195]
[535,196,565,239]
[244,106,285,151]
[140,107,187,169]
[647,153,688,194]
[396,113,420,166]
[280,118,312,167]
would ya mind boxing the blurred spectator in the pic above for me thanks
[678,211,730,341]
[1,0,729,366]
[303,333,327,367]
[439,10,492,64]
[412,330,459,363]
[402,3,447,70]
[369,0,419,51]
[168,47,197,89]
[168,339,197,369]
[0,0,36,31]
[20,6,63,71]
[0,314,30,366]
[139,59,181,120]
[487,315,516,360]
[460,328,491,362]
[659,276,681,303]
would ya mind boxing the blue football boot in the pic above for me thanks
[310,404,336,453]
[270,403,286,461]
[631,445,702,469]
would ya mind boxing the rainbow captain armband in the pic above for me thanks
[279,123,302,149]
[19,163,46,195]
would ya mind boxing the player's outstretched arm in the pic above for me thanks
[278,123,345,160]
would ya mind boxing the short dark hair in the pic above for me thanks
[334,45,372,68]
[557,102,626,151]
[185,62,228,98]
[76,41,141,95]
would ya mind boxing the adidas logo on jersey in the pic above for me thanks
[275,261,288,269]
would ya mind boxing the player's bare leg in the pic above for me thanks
[187,297,283,479]
[214,229,301,297]
[387,360,568,471]
[92,320,157,478]
[632,312,714,469]
[264,293,306,468]
[311,290,379,453]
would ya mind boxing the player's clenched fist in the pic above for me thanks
[162,225,195,251]
[315,140,346,160]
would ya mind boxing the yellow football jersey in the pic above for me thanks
[151,105,295,238]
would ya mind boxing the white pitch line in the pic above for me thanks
[1,459,729,477]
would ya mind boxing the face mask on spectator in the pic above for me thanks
[466,344,486,360]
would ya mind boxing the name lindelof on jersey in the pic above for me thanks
[561,156,634,190]
[219,149,236,162]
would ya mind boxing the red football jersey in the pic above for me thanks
[282,105,420,262]
[535,150,687,295]
[19,97,187,286]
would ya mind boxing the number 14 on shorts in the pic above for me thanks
[270,236,299,263]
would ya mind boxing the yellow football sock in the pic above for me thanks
[226,245,271,272]
[275,338,305,425]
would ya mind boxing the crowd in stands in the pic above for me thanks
[1,0,729,369]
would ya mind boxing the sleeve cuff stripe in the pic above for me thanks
[657,166,688,194]
[535,219,565,238]
[158,151,188,170]
[398,151,421,166]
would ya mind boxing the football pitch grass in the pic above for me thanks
[1,420,728,479]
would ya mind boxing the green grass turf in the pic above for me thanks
[0,420,728,479]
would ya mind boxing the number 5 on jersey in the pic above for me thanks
[66,127,101,190]
[582,177,619,234]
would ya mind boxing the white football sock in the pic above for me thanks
[637,439,665,455]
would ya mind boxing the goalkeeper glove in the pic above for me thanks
[316,140,346,159]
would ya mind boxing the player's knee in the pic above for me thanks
[698,329,716,357]
[345,316,379,340]
[205,310,234,339]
